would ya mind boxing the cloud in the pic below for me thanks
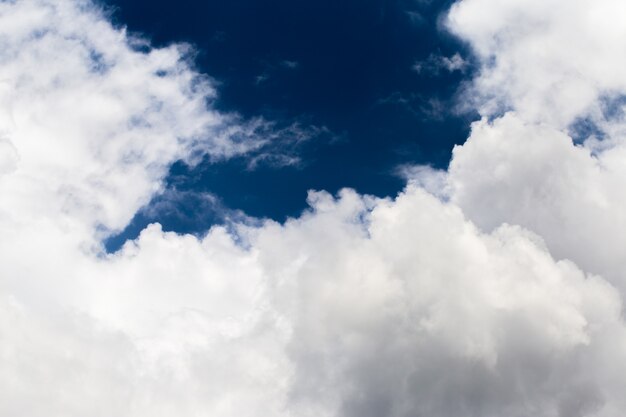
[376,91,453,121]
[254,58,300,86]
[447,112,626,296]
[242,121,330,170]
[0,0,317,237]
[395,163,449,198]
[252,188,626,417]
[0,137,19,175]
[281,60,299,69]
[5,185,626,416]
[0,0,262,237]
[447,0,626,127]
[3,0,626,416]
[440,0,626,300]
[413,53,469,75]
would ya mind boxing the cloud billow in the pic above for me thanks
[2,0,626,416]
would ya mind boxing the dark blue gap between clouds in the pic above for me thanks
[102,0,478,252]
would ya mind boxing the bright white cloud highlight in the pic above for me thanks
[3,0,626,416]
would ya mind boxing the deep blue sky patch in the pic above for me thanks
[103,0,478,251]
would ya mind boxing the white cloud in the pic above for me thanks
[446,114,626,297]
[394,163,449,198]
[3,0,626,416]
[447,0,626,127]
[252,188,626,417]
[0,0,308,238]
[441,0,626,300]
[6,184,626,416]
[0,0,237,237]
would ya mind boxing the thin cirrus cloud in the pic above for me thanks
[2,1,626,417]
[412,52,468,75]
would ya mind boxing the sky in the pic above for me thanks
[3,0,626,416]
[102,0,476,250]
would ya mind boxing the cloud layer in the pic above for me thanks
[2,0,626,416]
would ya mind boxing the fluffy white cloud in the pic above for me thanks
[0,0,221,233]
[6,185,626,416]
[440,0,626,299]
[0,0,298,239]
[3,0,626,416]
[447,0,626,127]
[447,114,626,296]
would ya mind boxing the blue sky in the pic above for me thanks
[104,0,477,250]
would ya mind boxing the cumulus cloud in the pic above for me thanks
[447,114,626,296]
[0,0,312,237]
[439,0,626,299]
[4,0,626,416]
[0,0,243,237]
[7,185,626,416]
[447,0,626,127]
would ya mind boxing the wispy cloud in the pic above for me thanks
[376,91,453,121]
[413,52,469,75]
[254,58,300,85]
[281,60,299,69]
[208,117,331,169]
